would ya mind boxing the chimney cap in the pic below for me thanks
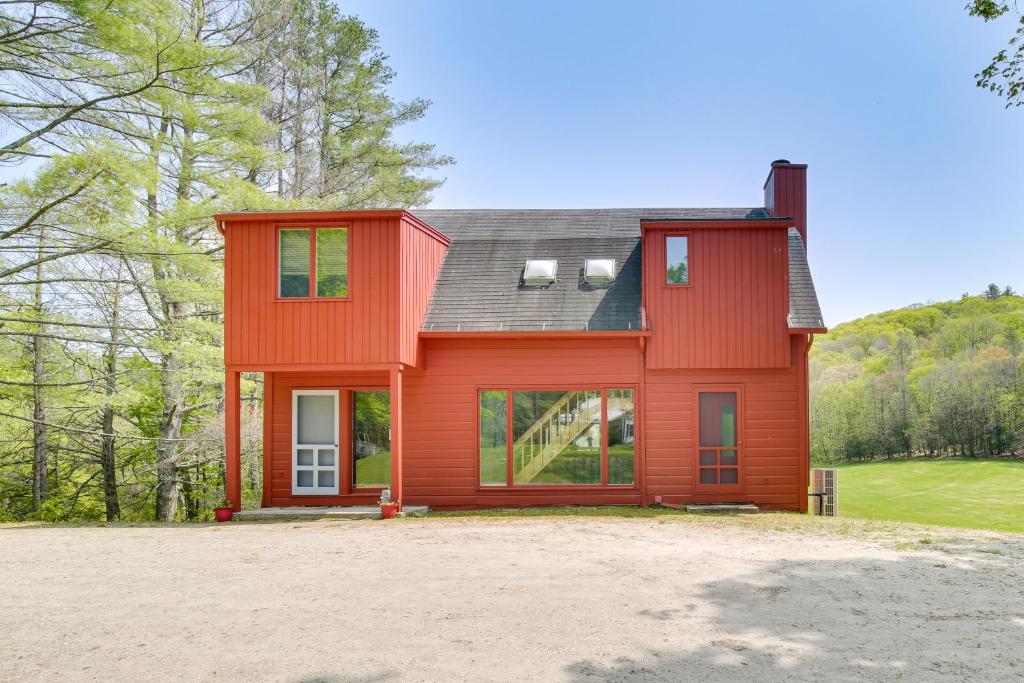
[772,158,792,165]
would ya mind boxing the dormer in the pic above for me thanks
[217,210,449,368]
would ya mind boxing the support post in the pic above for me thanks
[389,366,404,509]
[261,372,273,508]
[225,369,242,512]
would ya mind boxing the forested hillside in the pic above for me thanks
[811,289,1024,463]
[0,0,450,522]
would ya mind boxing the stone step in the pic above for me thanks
[233,505,429,521]
[685,503,759,513]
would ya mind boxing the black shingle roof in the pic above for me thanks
[787,228,825,329]
[413,208,822,332]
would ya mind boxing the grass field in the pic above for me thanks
[831,457,1024,533]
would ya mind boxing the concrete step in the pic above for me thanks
[233,505,429,521]
[685,503,759,513]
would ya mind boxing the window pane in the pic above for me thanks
[720,469,738,484]
[513,390,601,485]
[318,448,335,467]
[296,470,314,488]
[699,469,717,484]
[607,389,635,484]
[699,392,736,448]
[318,470,335,488]
[479,391,508,486]
[297,394,335,444]
[280,229,310,297]
[720,449,737,466]
[353,391,390,487]
[316,228,349,297]
[699,450,717,466]
[666,236,688,284]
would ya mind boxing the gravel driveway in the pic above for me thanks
[2,515,1022,682]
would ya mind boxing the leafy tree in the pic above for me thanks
[812,294,1024,464]
[967,1,1024,107]
[0,0,449,522]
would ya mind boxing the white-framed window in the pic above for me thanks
[292,389,340,495]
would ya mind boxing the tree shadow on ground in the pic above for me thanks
[567,537,1024,682]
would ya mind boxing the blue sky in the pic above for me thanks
[343,0,1024,326]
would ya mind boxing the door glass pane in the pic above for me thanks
[607,390,635,484]
[699,469,717,484]
[699,392,736,447]
[720,469,738,484]
[318,448,335,467]
[317,470,335,488]
[666,236,688,284]
[353,391,390,487]
[513,390,601,485]
[479,391,508,486]
[699,450,717,466]
[296,448,315,466]
[316,228,349,297]
[297,394,335,444]
[720,449,737,466]
[296,470,314,488]
[279,229,310,297]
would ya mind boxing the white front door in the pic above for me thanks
[292,390,339,495]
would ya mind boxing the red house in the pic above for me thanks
[217,160,824,512]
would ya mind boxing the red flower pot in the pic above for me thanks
[380,504,399,519]
[214,507,233,522]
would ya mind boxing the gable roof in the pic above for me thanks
[413,208,823,333]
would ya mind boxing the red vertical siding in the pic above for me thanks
[223,212,447,368]
[643,226,790,369]
[643,334,807,510]
[223,215,402,366]
[398,217,447,365]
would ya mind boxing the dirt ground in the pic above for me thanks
[1,515,1022,682]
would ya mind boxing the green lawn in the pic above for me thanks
[831,458,1024,533]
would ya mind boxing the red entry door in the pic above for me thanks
[696,387,742,493]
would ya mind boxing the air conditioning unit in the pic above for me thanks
[811,468,838,516]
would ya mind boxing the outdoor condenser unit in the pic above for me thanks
[811,468,838,516]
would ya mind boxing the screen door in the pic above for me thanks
[292,390,339,495]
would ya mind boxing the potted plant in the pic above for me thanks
[379,497,400,519]
[214,498,233,522]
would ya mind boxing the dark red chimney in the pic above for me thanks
[764,159,808,244]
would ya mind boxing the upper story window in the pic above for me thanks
[665,235,689,285]
[279,227,349,299]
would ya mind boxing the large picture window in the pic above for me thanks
[279,227,349,298]
[479,388,635,487]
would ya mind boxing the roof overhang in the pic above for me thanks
[214,209,451,245]
[788,326,828,334]
[640,218,795,232]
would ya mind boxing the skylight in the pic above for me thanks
[523,259,557,286]
[583,258,616,284]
